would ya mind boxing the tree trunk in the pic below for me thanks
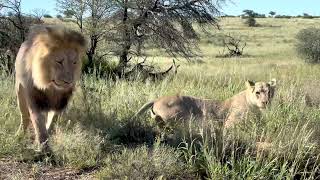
[116,0,131,77]
[117,44,131,76]
[84,35,98,73]
[16,12,25,42]
[6,53,13,74]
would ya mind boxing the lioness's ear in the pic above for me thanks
[245,80,255,89]
[269,78,276,87]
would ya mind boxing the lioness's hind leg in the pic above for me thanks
[16,84,31,136]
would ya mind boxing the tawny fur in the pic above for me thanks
[135,79,276,129]
[15,25,86,151]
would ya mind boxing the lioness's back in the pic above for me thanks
[153,95,203,121]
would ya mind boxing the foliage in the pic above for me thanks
[242,9,257,17]
[219,34,246,57]
[0,0,43,73]
[242,9,257,27]
[31,8,47,21]
[245,17,256,27]
[242,9,265,18]
[1,17,320,179]
[269,11,276,16]
[63,9,75,18]
[0,49,14,74]
[302,13,315,19]
[274,15,292,18]
[43,14,52,18]
[56,0,117,73]
[56,0,224,76]
[56,14,63,19]
[296,27,320,63]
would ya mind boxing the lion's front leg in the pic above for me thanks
[29,107,49,150]
[16,84,31,136]
[46,111,59,134]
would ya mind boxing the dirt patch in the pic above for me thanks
[0,158,97,180]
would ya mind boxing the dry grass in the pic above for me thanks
[1,17,320,179]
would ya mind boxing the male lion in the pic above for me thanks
[15,25,86,151]
[134,79,276,129]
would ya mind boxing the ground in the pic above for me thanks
[0,158,95,179]
[1,17,320,179]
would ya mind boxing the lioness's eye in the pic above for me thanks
[256,92,260,95]
[73,61,77,65]
[56,61,63,65]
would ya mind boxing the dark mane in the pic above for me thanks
[30,86,74,111]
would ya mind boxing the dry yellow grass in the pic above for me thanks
[0,17,320,179]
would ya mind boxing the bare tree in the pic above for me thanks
[0,49,14,73]
[0,0,43,73]
[56,0,224,77]
[108,0,224,76]
[31,8,47,22]
[0,0,26,41]
[56,0,86,31]
[56,0,114,73]
[84,0,114,73]
[124,59,180,81]
[220,34,246,57]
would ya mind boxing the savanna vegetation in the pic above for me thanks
[1,4,320,180]
[296,27,320,63]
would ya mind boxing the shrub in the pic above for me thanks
[245,17,256,27]
[242,10,257,27]
[256,14,266,18]
[302,13,314,19]
[43,14,52,18]
[296,27,320,63]
[275,15,292,18]
[56,14,63,19]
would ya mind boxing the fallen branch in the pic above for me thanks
[124,59,180,81]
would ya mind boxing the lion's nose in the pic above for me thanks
[263,101,269,105]
[62,73,73,84]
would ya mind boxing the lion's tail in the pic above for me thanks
[133,101,155,119]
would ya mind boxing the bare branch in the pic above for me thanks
[221,34,247,57]
[31,8,47,22]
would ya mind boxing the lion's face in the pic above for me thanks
[246,79,276,109]
[31,46,82,90]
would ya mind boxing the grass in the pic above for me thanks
[1,17,320,179]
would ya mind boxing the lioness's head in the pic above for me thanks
[26,25,87,90]
[246,79,277,109]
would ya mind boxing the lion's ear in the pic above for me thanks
[269,78,277,87]
[245,80,255,89]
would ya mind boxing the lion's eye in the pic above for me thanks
[73,61,77,65]
[256,92,260,95]
[56,61,63,65]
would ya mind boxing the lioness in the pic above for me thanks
[15,25,87,151]
[135,79,276,129]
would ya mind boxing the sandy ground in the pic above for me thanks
[0,158,97,180]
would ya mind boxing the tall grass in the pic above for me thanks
[1,17,320,178]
